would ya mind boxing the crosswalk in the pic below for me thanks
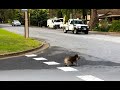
[33,57,47,60]
[25,53,104,81]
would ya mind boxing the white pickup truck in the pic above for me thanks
[63,19,89,34]
[47,18,63,29]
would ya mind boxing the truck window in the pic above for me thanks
[70,20,83,24]
[75,20,83,24]
[60,19,63,22]
[54,20,61,22]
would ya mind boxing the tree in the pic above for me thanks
[30,9,48,26]
[88,9,99,30]
[57,9,63,18]
[0,9,23,23]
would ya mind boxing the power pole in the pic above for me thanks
[21,9,29,38]
[24,11,29,38]
[28,9,30,27]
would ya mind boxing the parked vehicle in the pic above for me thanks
[47,17,63,29]
[12,20,21,26]
[59,18,64,28]
[63,18,89,34]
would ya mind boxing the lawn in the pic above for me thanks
[0,28,42,54]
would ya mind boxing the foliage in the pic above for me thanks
[109,20,120,32]
[93,19,110,32]
[0,9,23,23]
[30,9,48,26]
[99,18,110,32]
[0,9,90,25]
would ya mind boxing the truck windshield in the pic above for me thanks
[71,20,83,24]
[54,20,61,22]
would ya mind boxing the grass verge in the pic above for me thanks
[0,28,42,55]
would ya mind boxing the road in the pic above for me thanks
[0,24,120,81]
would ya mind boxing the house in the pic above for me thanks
[97,9,120,23]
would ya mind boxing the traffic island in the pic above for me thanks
[0,28,50,59]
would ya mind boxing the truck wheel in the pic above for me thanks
[73,29,78,34]
[84,31,88,34]
[47,25,50,29]
[63,28,67,33]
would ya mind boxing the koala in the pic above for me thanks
[64,54,80,66]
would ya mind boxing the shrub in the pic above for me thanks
[93,19,110,32]
[8,19,12,24]
[109,20,120,32]
[93,23,100,31]
[99,19,109,32]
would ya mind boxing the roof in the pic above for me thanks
[97,9,120,19]
[97,9,120,15]
[106,15,120,17]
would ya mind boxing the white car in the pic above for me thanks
[47,18,63,29]
[63,19,89,34]
[12,20,21,26]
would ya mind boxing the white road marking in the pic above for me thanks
[57,67,78,71]
[33,57,47,60]
[25,54,37,57]
[77,75,104,81]
[43,61,60,65]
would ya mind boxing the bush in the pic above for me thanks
[99,19,109,32]
[93,23,100,31]
[8,19,12,24]
[30,9,48,26]
[93,19,110,32]
[109,20,120,32]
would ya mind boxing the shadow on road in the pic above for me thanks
[0,46,120,70]
[41,46,120,67]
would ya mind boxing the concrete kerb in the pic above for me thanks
[90,31,120,36]
[0,38,50,59]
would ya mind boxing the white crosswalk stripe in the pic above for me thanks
[43,61,60,65]
[25,54,37,57]
[33,57,47,60]
[76,75,104,81]
[57,67,78,71]
[25,55,103,81]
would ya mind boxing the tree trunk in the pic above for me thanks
[49,9,53,18]
[88,9,99,30]
[82,9,88,24]
[82,9,86,19]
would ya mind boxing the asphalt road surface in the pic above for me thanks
[0,24,120,81]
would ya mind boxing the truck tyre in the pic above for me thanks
[47,25,49,28]
[63,28,67,33]
[84,31,88,34]
[73,29,78,34]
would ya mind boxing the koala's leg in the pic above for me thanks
[67,64,70,67]
[67,61,72,67]
[75,61,78,66]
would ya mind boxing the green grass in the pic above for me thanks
[0,28,42,54]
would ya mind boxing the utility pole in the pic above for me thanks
[25,11,29,38]
[22,9,29,38]
[28,9,30,27]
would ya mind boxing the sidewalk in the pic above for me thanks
[89,31,120,37]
